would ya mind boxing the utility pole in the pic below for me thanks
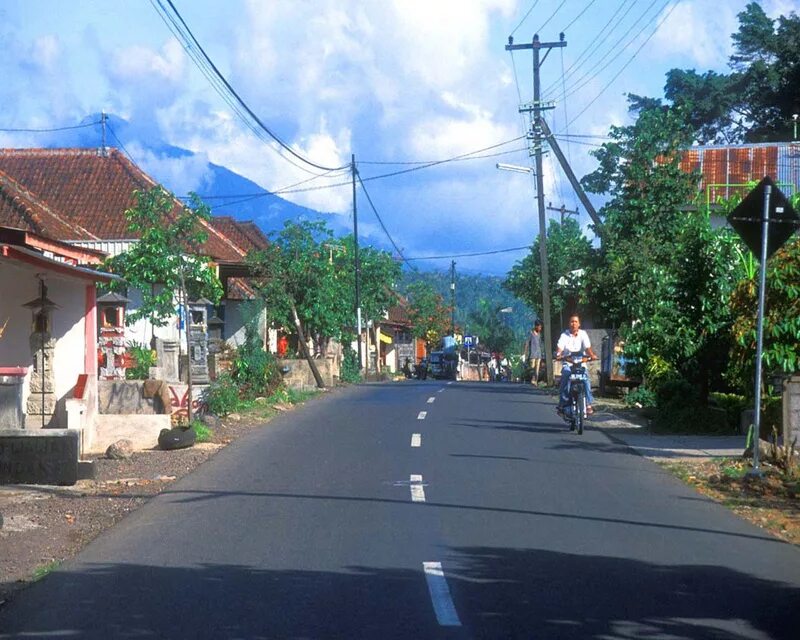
[506,33,566,385]
[100,110,107,156]
[450,260,456,338]
[538,117,601,228]
[547,202,579,225]
[352,154,363,371]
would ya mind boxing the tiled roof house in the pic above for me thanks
[0,147,271,348]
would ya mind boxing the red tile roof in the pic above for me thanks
[0,168,99,241]
[210,216,270,254]
[0,148,249,262]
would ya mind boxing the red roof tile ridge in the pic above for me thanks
[0,147,110,157]
[201,217,247,259]
[0,168,100,240]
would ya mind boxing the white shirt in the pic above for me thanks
[557,329,591,355]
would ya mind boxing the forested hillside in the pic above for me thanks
[399,270,535,351]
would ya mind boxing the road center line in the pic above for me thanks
[410,474,426,502]
[417,411,427,420]
[438,388,444,393]
[447,381,454,385]
[423,562,462,627]
[427,397,436,404]
[411,433,422,447]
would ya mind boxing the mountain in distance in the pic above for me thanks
[52,113,348,238]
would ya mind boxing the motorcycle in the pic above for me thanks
[557,352,592,435]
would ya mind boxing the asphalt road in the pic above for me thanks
[2,381,799,639]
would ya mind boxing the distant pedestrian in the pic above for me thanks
[523,320,544,385]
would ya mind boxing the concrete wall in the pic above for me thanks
[98,380,208,417]
[278,358,338,389]
[0,266,91,428]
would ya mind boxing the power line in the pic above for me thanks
[0,120,101,133]
[105,124,137,164]
[547,0,665,103]
[565,1,678,128]
[151,0,348,174]
[561,0,597,33]
[542,0,633,97]
[536,0,567,34]
[509,0,541,38]
[355,170,416,271]
[405,246,531,261]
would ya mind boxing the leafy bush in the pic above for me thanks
[624,386,657,408]
[654,378,728,433]
[125,342,157,380]
[232,345,282,398]
[204,374,241,416]
[709,392,748,431]
[340,346,361,383]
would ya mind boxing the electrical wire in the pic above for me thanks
[105,124,137,164]
[0,120,101,133]
[509,0,541,38]
[355,170,416,270]
[565,1,678,128]
[405,246,531,261]
[547,0,665,103]
[561,0,597,33]
[542,0,633,97]
[151,0,349,174]
[535,0,567,34]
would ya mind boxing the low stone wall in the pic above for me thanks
[90,414,171,454]
[278,358,337,389]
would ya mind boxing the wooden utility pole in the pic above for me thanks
[506,33,566,385]
[547,202,579,225]
[450,260,456,338]
[352,154,363,371]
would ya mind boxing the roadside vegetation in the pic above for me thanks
[506,3,800,442]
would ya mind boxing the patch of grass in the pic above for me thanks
[287,388,319,404]
[32,560,60,582]
[191,421,213,443]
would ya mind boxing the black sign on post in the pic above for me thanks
[728,176,799,259]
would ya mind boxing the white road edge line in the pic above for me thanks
[417,411,427,420]
[427,397,436,404]
[411,433,422,448]
[410,474,426,502]
[423,562,462,627]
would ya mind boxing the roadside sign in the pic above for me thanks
[464,335,474,347]
[728,176,799,259]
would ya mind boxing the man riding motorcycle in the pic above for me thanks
[555,314,597,416]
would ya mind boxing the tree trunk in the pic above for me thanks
[289,299,326,389]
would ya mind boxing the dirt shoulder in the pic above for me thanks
[0,395,323,607]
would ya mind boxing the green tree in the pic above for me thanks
[582,103,741,396]
[504,217,594,331]
[104,186,223,329]
[249,220,401,385]
[405,281,451,349]
[465,299,515,354]
[728,236,800,394]
[646,2,800,143]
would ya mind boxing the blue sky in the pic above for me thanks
[0,0,794,275]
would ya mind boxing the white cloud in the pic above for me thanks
[109,39,185,84]
[650,1,738,68]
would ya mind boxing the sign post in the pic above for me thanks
[728,177,799,476]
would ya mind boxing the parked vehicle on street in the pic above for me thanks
[429,350,457,380]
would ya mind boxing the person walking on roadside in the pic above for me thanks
[524,320,544,385]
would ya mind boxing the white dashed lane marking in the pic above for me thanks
[423,562,462,627]
[410,474,426,502]
[427,397,436,404]
[417,411,427,420]
[411,433,422,448]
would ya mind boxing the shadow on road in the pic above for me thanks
[3,546,797,639]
